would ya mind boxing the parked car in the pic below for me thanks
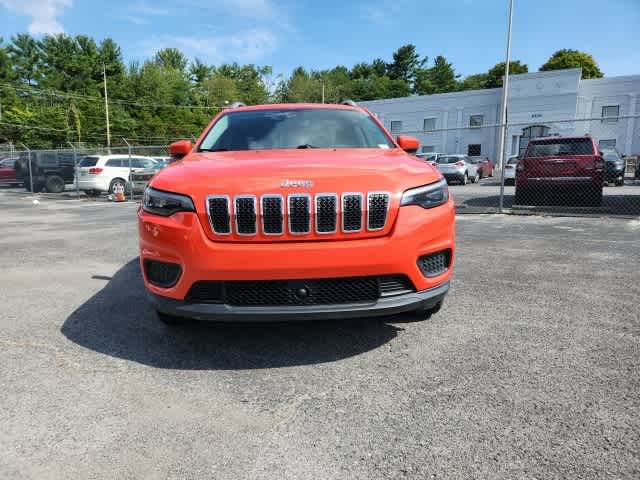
[140,102,454,324]
[435,154,479,185]
[14,151,76,193]
[469,156,494,178]
[515,135,604,206]
[78,155,159,195]
[128,159,169,193]
[0,158,22,186]
[602,149,625,186]
[503,155,519,185]
[416,152,444,167]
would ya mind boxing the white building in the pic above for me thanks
[361,68,640,159]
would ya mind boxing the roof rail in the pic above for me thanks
[227,101,247,109]
[341,100,358,107]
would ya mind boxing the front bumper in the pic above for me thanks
[138,200,455,319]
[150,281,449,322]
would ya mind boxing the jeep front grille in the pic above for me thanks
[205,192,390,237]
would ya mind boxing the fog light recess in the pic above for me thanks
[144,260,182,288]
[417,250,451,278]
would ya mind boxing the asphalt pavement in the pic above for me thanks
[0,192,638,479]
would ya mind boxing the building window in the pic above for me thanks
[423,118,436,132]
[468,144,482,156]
[599,139,616,150]
[390,121,402,134]
[469,115,484,128]
[421,145,435,153]
[601,105,619,123]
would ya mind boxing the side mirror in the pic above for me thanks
[396,135,419,154]
[169,140,193,160]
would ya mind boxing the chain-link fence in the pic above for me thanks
[400,114,640,217]
[2,115,640,217]
[0,141,173,201]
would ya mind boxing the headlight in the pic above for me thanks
[142,187,195,216]
[400,179,449,209]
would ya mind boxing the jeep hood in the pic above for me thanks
[150,148,442,242]
[152,148,440,195]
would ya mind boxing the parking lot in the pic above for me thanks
[1,191,639,479]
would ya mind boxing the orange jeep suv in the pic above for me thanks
[138,103,455,323]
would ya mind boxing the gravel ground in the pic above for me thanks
[0,192,638,479]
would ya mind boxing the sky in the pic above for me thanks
[1,0,639,79]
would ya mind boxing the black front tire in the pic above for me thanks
[109,178,127,195]
[45,175,65,193]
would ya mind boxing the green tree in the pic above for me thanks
[154,48,188,72]
[485,60,528,88]
[539,49,603,79]
[8,33,41,85]
[458,73,489,91]
[414,56,459,95]
[387,44,424,85]
[189,58,210,84]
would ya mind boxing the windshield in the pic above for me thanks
[198,108,395,151]
[526,139,594,157]
[603,153,620,162]
[507,157,519,164]
[437,156,464,164]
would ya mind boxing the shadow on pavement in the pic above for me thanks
[61,259,401,370]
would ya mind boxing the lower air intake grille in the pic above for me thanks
[185,275,415,306]
[418,250,451,277]
[379,275,415,297]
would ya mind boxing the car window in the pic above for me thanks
[79,156,99,167]
[138,158,156,169]
[1,159,15,167]
[437,156,462,164]
[105,158,124,167]
[527,139,594,157]
[603,153,620,162]
[507,157,519,165]
[199,108,395,151]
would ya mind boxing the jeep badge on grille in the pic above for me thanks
[281,179,313,188]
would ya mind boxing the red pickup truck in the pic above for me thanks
[515,135,604,207]
[0,158,21,186]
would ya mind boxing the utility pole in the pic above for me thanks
[103,64,111,149]
[497,0,514,213]
[321,80,325,104]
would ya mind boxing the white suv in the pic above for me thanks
[78,155,158,195]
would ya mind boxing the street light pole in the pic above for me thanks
[498,0,514,213]
[103,64,111,150]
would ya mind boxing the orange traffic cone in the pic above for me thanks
[114,184,126,202]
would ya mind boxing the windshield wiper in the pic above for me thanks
[296,144,317,149]
[200,148,230,152]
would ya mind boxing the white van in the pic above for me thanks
[77,155,158,195]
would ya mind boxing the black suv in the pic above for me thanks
[602,149,625,186]
[15,151,76,193]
